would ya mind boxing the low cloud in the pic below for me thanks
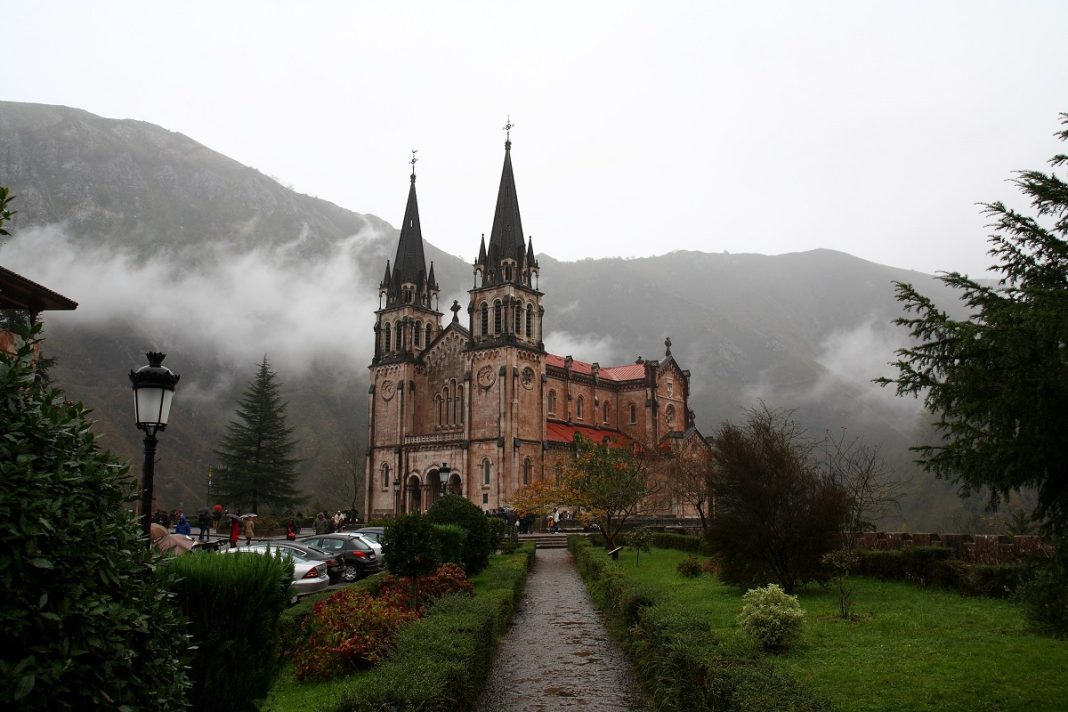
[543,329,624,365]
[3,223,381,378]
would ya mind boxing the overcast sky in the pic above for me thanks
[7,1,1067,277]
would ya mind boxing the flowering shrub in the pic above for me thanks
[737,584,805,650]
[293,588,418,680]
[377,563,474,612]
[677,555,703,578]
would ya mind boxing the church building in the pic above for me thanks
[364,131,708,518]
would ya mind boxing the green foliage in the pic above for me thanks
[213,356,303,514]
[738,584,806,651]
[0,326,191,709]
[624,527,652,566]
[486,516,518,553]
[676,555,703,578]
[431,523,467,566]
[382,514,440,609]
[821,548,860,619]
[293,588,419,681]
[167,550,293,709]
[1019,542,1068,637]
[650,531,702,552]
[0,185,15,237]
[377,563,474,613]
[877,114,1068,535]
[706,406,851,593]
[427,494,491,575]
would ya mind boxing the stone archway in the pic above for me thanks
[406,474,422,513]
[447,473,462,496]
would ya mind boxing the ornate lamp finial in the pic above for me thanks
[665,337,672,357]
[409,149,419,182]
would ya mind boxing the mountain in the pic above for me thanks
[0,101,990,529]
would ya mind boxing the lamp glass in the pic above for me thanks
[134,387,172,427]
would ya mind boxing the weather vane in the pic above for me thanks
[503,115,514,142]
[409,149,419,176]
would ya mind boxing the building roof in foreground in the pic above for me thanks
[544,353,646,382]
[0,265,77,313]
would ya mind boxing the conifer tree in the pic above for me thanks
[214,356,302,513]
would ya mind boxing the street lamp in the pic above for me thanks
[438,462,451,496]
[130,352,180,547]
[393,477,401,515]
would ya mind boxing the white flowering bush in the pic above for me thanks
[737,583,805,650]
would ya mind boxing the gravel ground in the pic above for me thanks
[478,548,645,712]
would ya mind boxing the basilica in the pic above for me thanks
[364,133,708,517]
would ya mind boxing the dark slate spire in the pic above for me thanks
[526,236,537,268]
[380,260,392,289]
[393,172,428,288]
[427,261,437,292]
[487,135,526,267]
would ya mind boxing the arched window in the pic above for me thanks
[493,300,502,333]
[603,401,610,423]
[505,264,513,281]
[577,396,584,420]
[436,394,443,425]
[381,463,390,489]
[384,323,392,352]
[480,302,489,336]
[629,403,637,423]
[523,458,532,485]
[482,458,492,486]
[446,388,453,426]
[526,304,534,338]
[514,301,522,333]
[414,320,422,347]
[450,379,459,425]
[666,404,676,425]
[395,320,402,351]
[425,323,432,346]
[548,390,557,414]
[458,389,464,425]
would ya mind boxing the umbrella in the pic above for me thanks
[212,504,223,512]
[240,513,258,519]
[197,507,210,515]
[227,512,242,522]
[150,523,197,555]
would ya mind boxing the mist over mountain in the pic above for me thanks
[1,101,995,529]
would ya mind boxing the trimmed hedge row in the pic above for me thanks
[288,544,534,711]
[567,536,831,711]
[650,532,704,553]
[856,547,1025,598]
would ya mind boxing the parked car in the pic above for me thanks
[254,540,343,584]
[331,531,384,558]
[222,545,330,596]
[352,526,384,545]
[299,534,383,582]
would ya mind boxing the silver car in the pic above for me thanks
[222,545,330,596]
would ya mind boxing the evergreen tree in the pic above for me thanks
[878,114,1068,536]
[214,356,302,513]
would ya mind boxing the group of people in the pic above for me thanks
[312,510,359,535]
[487,507,574,534]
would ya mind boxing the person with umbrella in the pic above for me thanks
[227,512,241,549]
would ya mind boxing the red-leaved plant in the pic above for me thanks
[294,588,418,681]
[377,562,474,612]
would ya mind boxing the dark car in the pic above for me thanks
[352,526,384,545]
[258,541,344,583]
[300,534,383,582]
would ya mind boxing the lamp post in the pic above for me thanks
[130,352,180,547]
[393,477,401,515]
[438,462,451,496]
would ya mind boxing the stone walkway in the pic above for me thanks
[478,548,645,712]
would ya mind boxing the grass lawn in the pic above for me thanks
[617,547,1068,712]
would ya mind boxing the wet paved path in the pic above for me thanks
[478,548,645,712]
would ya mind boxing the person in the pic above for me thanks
[286,518,297,541]
[314,512,328,535]
[243,516,255,546]
[175,514,191,536]
[228,516,241,549]
[197,510,211,541]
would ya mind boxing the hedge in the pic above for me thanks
[854,547,1025,598]
[567,536,831,711]
[268,544,535,711]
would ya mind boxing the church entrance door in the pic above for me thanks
[406,475,421,514]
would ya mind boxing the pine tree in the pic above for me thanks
[214,356,303,513]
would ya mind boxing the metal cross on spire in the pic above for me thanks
[503,115,515,148]
[409,149,419,181]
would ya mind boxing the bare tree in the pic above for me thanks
[819,429,904,549]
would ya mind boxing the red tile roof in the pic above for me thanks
[545,421,635,448]
[545,353,646,382]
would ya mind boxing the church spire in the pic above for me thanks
[484,118,526,273]
[384,151,436,308]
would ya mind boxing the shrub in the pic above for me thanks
[0,330,190,709]
[427,495,492,575]
[167,549,293,709]
[1019,544,1068,638]
[432,523,467,566]
[293,588,418,681]
[677,555,703,578]
[486,516,510,551]
[821,548,860,619]
[377,562,474,612]
[700,557,721,576]
[651,531,702,552]
[382,514,441,608]
[737,584,805,650]
[625,527,653,565]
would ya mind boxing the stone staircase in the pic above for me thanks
[518,532,587,550]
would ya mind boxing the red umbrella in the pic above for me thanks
[212,504,223,512]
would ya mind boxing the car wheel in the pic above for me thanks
[342,564,360,583]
